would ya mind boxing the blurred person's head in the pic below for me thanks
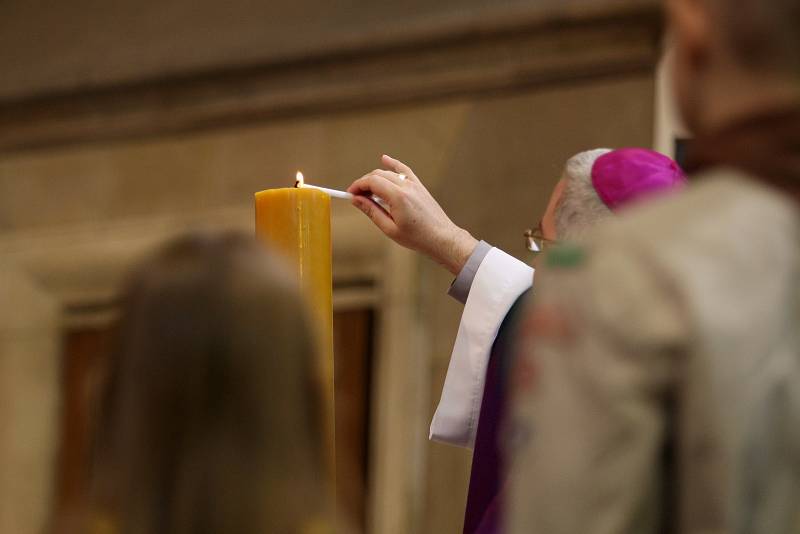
[535,148,686,246]
[667,0,800,133]
[86,232,330,534]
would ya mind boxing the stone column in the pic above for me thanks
[0,264,60,534]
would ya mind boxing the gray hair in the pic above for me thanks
[554,148,612,240]
[712,0,800,73]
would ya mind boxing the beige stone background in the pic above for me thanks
[0,1,663,532]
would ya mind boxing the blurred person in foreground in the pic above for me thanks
[69,233,333,534]
[507,0,800,533]
[347,148,685,533]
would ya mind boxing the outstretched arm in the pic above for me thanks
[347,155,478,275]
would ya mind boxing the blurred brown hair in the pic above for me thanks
[81,232,328,534]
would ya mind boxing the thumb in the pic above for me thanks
[352,195,399,238]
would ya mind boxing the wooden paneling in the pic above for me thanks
[56,327,115,513]
[334,308,376,532]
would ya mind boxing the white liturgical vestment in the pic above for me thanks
[429,245,534,448]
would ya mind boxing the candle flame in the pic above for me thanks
[295,171,305,188]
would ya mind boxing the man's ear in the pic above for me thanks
[667,0,712,65]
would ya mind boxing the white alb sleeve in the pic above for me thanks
[429,247,534,448]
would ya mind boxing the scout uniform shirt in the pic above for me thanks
[507,170,800,534]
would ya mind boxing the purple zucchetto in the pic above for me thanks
[591,148,687,212]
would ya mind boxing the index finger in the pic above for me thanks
[381,155,418,183]
[347,173,402,203]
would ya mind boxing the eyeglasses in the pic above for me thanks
[524,225,556,254]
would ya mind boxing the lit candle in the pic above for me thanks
[295,171,353,200]
[296,171,392,210]
[254,178,335,484]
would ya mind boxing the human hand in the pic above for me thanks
[347,155,477,275]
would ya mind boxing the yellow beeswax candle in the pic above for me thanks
[254,186,335,482]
